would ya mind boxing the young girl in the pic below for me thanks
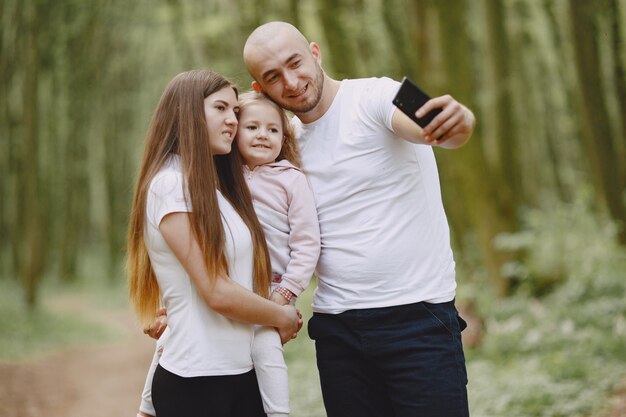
[238,91,321,416]
[137,91,320,417]
[128,70,301,417]
[236,91,320,307]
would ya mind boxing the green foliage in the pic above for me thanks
[465,192,626,417]
[496,188,622,295]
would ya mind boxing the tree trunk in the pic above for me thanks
[2,1,26,282]
[569,0,626,244]
[165,0,196,68]
[434,0,515,297]
[609,0,626,186]
[484,0,520,206]
[408,0,440,84]
[288,0,301,29]
[407,0,470,251]
[57,5,97,282]
[17,0,45,306]
[317,0,357,79]
[382,0,416,77]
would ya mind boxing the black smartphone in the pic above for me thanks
[392,77,442,128]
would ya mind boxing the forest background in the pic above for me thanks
[1,0,625,416]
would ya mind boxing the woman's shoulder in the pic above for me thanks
[149,156,184,196]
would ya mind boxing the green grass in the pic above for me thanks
[463,195,626,417]
[0,251,129,362]
[0,279,123,361]
[465,280,626,417]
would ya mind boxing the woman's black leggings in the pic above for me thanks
[152,364,265,417]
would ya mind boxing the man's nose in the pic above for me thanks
[283,71,298,90]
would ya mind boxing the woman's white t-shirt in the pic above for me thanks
[145,155,255,377]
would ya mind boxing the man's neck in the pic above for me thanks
[296,76,341,124]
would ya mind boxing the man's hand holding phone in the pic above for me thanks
[392,77,475,148]
[418,94,475,146]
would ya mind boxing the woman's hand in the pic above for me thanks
[145,303,302,345]
[143,308,167,340]
[277,304,303,344]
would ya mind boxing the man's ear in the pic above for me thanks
[310,42,322,65]
[252,81,264,93]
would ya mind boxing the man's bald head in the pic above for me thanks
[242,21,328,119]
[243,21,310,67]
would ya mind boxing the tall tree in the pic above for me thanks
[408,0,440,84]
[569,0,626,244]
[433,0,516,297]
[0,0,22,279]
[15,0,46,306]
[288,0,302,28]
[609,0,626,185]
[317,0,358,79]
[57,4,100,282]
[407,0,471,250]
[484,0,520,206]
[165,0,198,68]
[382,0,416,77]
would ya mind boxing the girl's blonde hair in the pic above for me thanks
[127,70,272,327]
[237,91,302,167]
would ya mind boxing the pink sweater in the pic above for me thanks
[243,160,321,296]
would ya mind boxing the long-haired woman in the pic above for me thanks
[127,70,301,417]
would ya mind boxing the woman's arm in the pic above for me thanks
[159,211,301,343]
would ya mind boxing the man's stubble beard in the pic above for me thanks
[276,63,325,115]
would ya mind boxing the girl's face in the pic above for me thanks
[203,86,239,155]
[236,101,284,169]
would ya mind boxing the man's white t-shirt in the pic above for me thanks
[145,155,255,377]
[292,77,456,314]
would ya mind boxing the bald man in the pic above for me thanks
[245,22,474,417]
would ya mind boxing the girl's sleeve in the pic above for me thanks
[280,172,321,297]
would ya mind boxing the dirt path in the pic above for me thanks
[0,295,155,417]
[598,383,626,417]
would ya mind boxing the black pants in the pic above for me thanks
[152,364,265,417]
[308,300,469,417]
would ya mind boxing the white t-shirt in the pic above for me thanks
[292,77,456,314]
[145,155,255,377]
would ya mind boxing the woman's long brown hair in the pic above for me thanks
[127,70,271,327]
